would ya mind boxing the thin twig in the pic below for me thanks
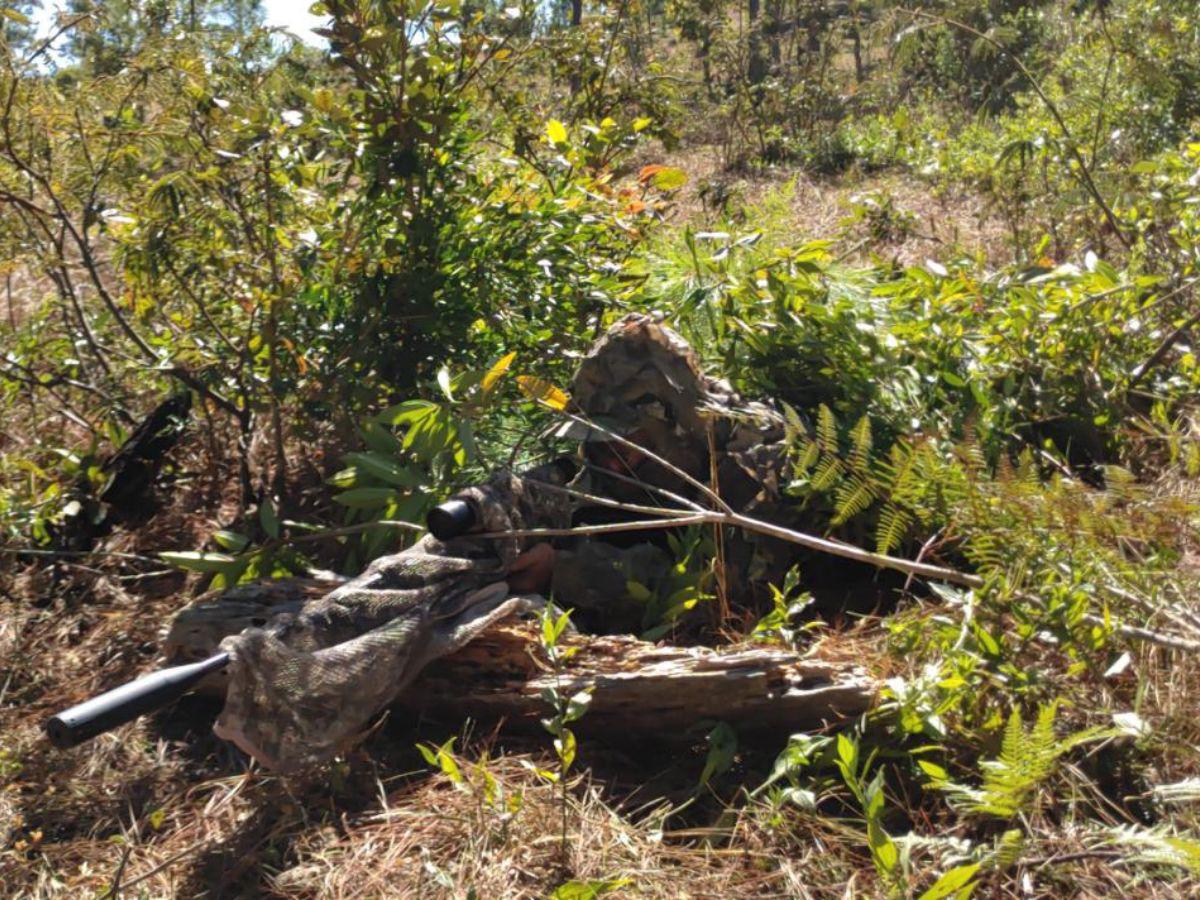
[0,547,166,567]
[1081,614,1200,653]
[284,519,425,543]
[1128,298,1200,389]
[115,837,212,892]
[580,462,707,512]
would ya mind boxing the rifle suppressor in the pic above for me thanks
[45,652,230,749]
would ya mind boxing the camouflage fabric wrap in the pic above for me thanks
[213,471,570,771]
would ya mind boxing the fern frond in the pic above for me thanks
[792,439,820,479]
[848,414,872,472]
[833,472,877,525]
[938,702,1112,819]
[1106,825,1200,875]
[817,404,839,456]
[811,455,844,491]
[875,504,913,554]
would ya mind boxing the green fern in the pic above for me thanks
[816,403,839,455]
[848,414,872,472]
[810,454,844,491]
[924,702,1112,819]
[1106,825,1200,875]
[875,504,913,554]
[833,471,877,525]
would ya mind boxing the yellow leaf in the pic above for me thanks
[517,375,569,410]
[546,119,567,145]
[481,351,517,393]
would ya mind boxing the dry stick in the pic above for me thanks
[526,477,702,520]
[115,837,213,892]
[707,419,732,624]
[1080,614,1200,653]
[580,462,707,512]
[1088,565,1200,637]
[905,8,1131,250]
[284,518,426,543]
[563,410,1200,650]
[0,547,168,567]
[550,406,978,583]
[474,510,984,588]
[1128,300,1200,389]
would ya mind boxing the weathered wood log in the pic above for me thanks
[404,623,877,738]
[166,579,877,739]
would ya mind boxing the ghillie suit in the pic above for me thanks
[549,314,798,632]
[183,315,799,771]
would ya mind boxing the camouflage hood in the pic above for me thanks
[563,314,785,501]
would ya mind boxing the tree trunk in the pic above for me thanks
[747,0,767,86]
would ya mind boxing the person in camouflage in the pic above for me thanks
[518,314,801,633]
[201,314,802,771]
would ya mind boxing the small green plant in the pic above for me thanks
[833,733,904,896]
[630,526,716,640]
[534,605,593,868]
[751,566,815,647]
[417,736,524,844]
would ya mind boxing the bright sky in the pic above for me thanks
[32,2,329,47]
[261,0,328,45]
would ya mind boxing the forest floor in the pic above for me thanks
[648,144,1013,267]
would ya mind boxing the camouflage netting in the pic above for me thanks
[210,314,795,771]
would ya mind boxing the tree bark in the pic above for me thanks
[403,623,877,738]
[748,0,767,86]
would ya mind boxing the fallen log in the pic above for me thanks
[165,580,877,740]
[404,623,877,738]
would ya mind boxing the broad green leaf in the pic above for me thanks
[259,498,280,539]
[334,487,397,508]
[554,728,577,770]
[376,399,439,426]
[918,863,980,900]
[159,551,238,574]
[867,817,898,874]
[564,689,593,724]
[212,529,250,552]
[343,452,420,487]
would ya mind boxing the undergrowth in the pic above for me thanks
[3,0,1200,897]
